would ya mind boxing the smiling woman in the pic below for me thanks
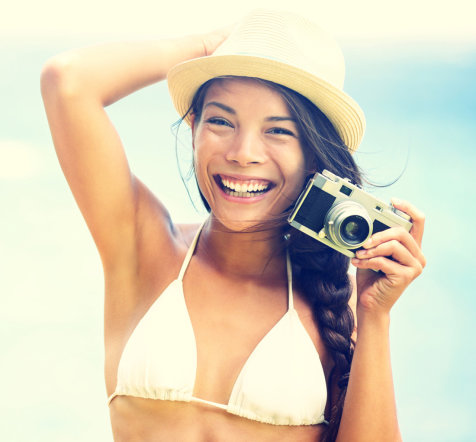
[41,8,425,442]
[190,78,308,230]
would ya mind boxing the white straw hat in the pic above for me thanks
[167,9,365,153]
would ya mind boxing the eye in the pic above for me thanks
[267,127,297,137]
[205,117,233,128]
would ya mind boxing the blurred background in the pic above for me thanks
[1,1,475,440]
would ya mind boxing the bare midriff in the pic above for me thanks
[109,396,326,442]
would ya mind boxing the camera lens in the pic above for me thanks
[340,216,370,245]
[324,201,372,249]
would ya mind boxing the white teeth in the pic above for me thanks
[229,191,255,198]
[220,177,269,194]
[218,176,271,199]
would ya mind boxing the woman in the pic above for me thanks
[41,10,425,442]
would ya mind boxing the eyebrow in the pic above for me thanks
[203,101,235,114]
[266,116,297,123]
[203,101,296,123]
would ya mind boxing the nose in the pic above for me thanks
[225,132,266,166]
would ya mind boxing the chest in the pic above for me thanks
[181,261,332,403]
[106,246,334,430]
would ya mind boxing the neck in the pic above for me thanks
[197,215,287,280]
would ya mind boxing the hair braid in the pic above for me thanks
[289,233,355,441]
[278,85,360,440]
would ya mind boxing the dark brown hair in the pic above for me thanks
[186,76,362,441]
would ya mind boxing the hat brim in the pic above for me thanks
[167,55,365,153]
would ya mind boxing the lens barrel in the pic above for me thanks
[324,201,372,248]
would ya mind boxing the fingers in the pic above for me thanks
[351,199,426,312]
[355,197,426,271]
[353,255,421,281]
[391,198,425,247]
[352,219,426,284]
[356,239,416,268]
[353,238,424,279]
[202,24,236,55]
[360,226,426,270]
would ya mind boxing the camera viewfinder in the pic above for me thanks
[339,185,352,196]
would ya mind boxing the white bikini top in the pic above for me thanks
[108,223,328,426]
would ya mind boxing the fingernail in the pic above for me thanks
[391,197,402,205]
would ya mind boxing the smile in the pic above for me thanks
[214,174,274,199]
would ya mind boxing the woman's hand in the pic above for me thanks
[351,199,426,316]
[201,24,236,56]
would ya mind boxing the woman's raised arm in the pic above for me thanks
[40,31,228,268]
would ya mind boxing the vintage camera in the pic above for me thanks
[288,170,412,258]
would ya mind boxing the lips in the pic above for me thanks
[214,174,275,198]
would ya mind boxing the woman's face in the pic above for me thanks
[192,78,308,231]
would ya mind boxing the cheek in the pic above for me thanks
[283,148,307,185]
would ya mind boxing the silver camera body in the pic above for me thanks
[288,170,412,258]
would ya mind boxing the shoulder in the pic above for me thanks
[103,178,202,305]
[103,217,202,334]
[133,179,202,249]
[174,222,204,246]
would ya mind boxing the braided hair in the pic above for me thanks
[278,83,359,441]
[187,77,362,441]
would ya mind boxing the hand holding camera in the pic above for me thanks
[289,170,426,314]
[288,169,412,258]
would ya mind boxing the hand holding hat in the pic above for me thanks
[201,24,237,56]
[167,9,366,152]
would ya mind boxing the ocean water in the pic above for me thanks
[1,39,475,441]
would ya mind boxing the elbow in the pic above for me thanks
[40,54,83,102]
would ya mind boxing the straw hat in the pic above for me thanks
[167,9,365,153]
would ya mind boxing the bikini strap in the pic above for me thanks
[178,220,206,281]
[286,249,294,310]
